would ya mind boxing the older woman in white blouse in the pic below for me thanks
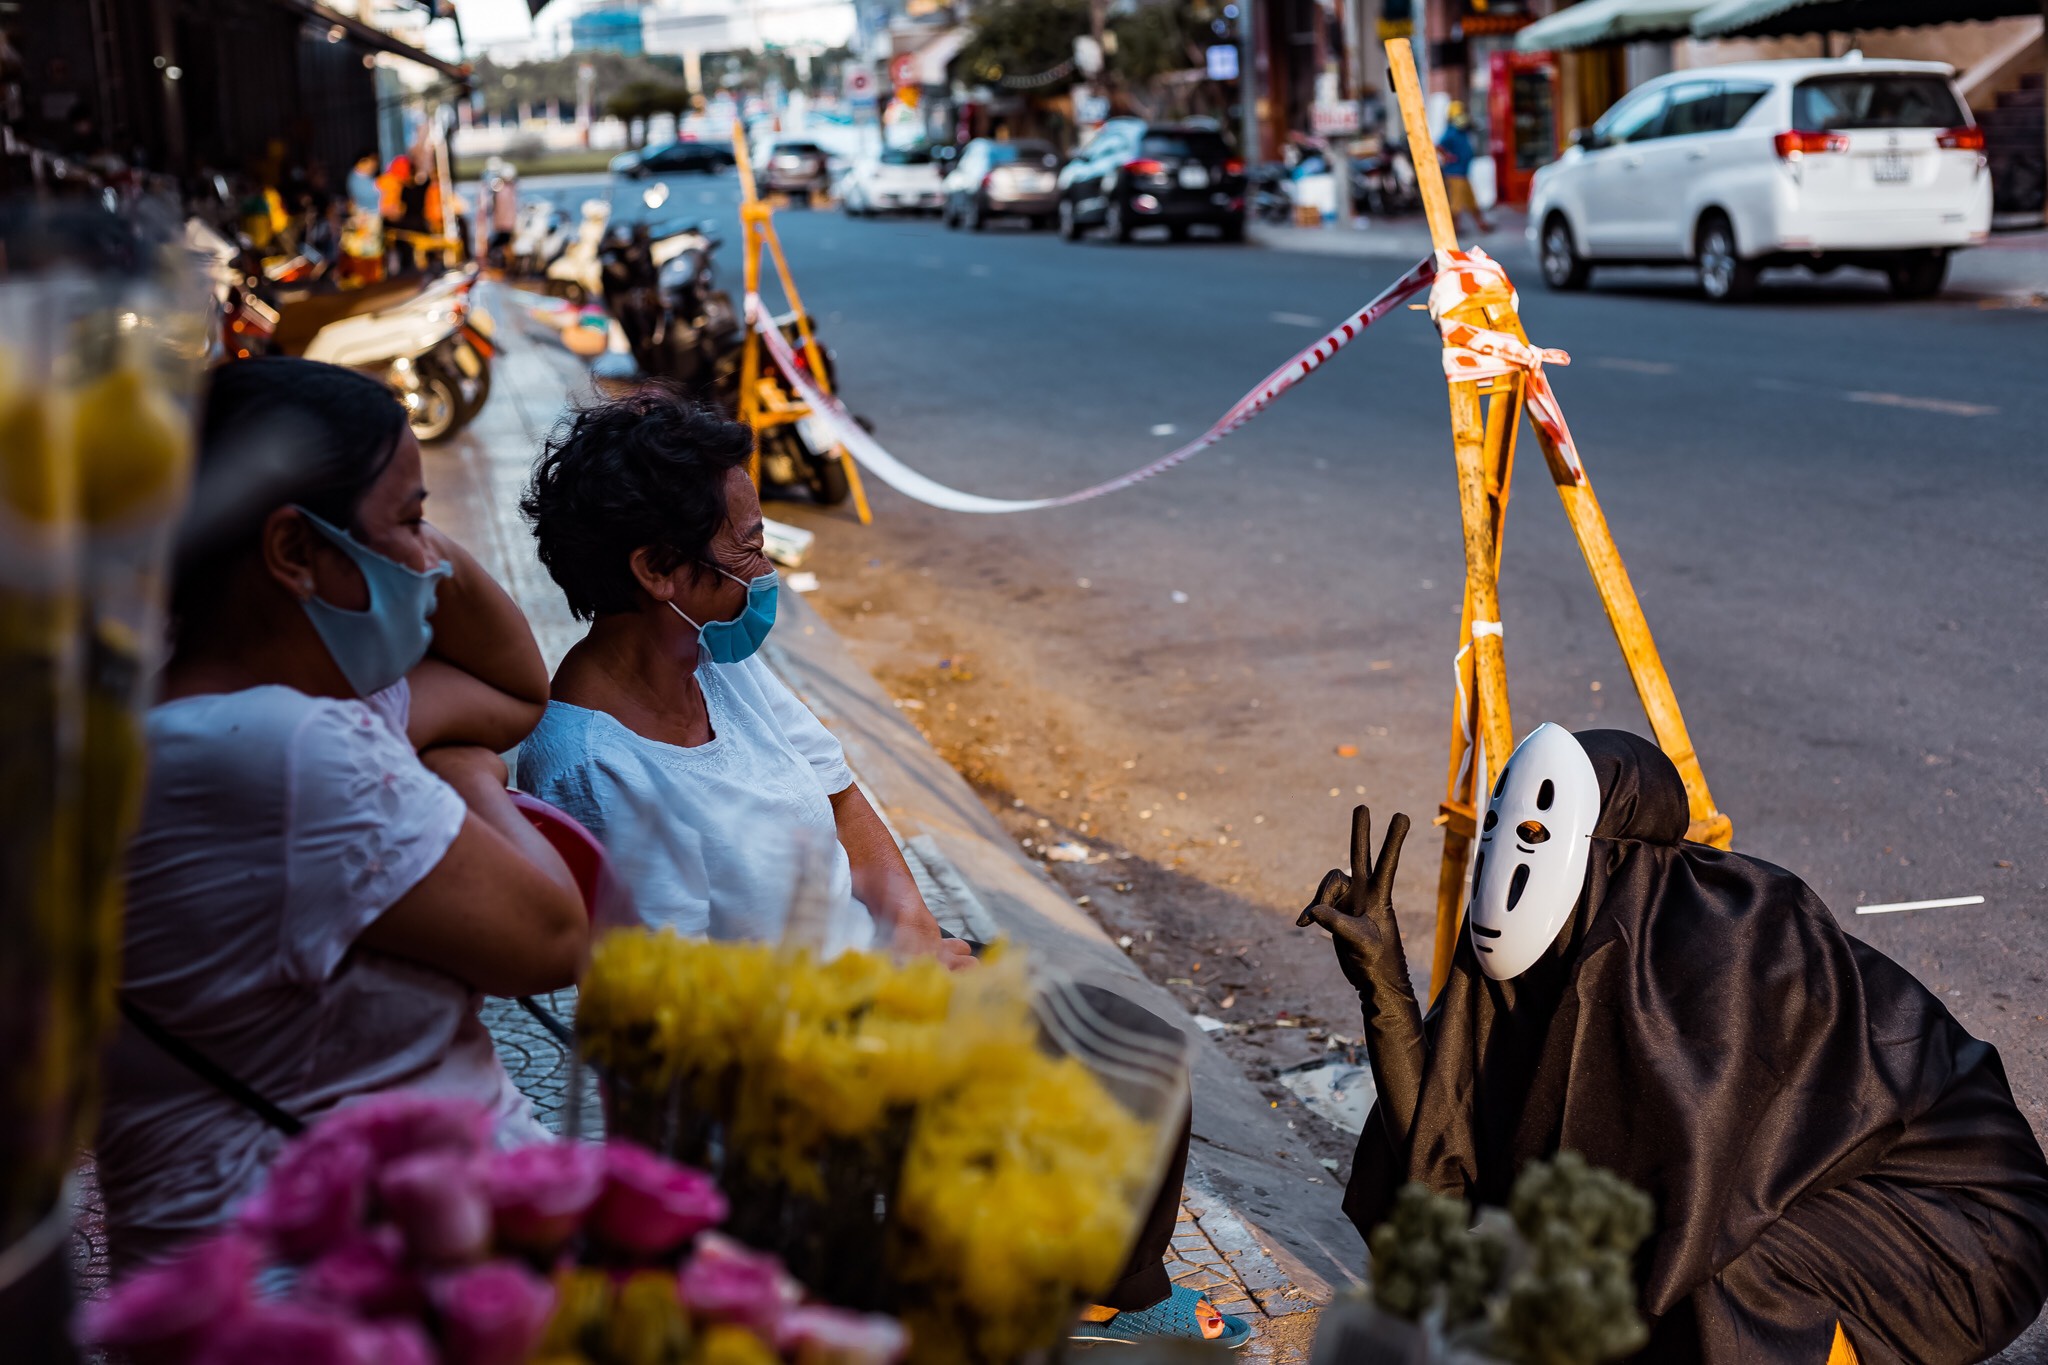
[516,388,968,966]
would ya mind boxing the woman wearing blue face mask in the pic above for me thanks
[517,388,966,966]
[99,357,588,1269]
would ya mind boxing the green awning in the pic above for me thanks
[1692,0,2039,39]
[1515,0,1720,52]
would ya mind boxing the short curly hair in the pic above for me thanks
[522,385,756,621]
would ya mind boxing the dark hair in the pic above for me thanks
[172,357,406,632]
[522,385,755,621]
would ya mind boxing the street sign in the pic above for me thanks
[1312,100,1363,136]
[1205,44,1239,81]
[844,65,876,105]
[889,53,917,89]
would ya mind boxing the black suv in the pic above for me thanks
[1056,120,1246,243]
[613,141,735,178]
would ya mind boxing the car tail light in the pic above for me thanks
[1224,158,1244,176]
[1937,126,1985,151]
[1773,130,1848,159]
[1124,158,1166,176]
[982,172,996,190]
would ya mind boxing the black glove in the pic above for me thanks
[1298,805,1424,1156]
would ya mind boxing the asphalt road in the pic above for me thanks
[537,168,2048,1139]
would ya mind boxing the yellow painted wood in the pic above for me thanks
[1827,1323,1860,1365]
[1385,40,1460,256]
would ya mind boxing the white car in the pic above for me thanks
[840,146,945,217]
[1528,57,1991,301]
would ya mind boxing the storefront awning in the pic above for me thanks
[264,0,471,81]
[913,28,971,87]
[1514,0,1719,52]
[1692,0,2040,38]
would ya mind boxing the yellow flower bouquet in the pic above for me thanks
[577,933,1186,1363]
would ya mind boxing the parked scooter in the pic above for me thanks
[1247,163,1296,224]
[544,198,612,304]
[596,214,849,506]
[1352,144,1421,217]
[508,198,568,278]
[192,218,495,443]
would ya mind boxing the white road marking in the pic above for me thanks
[1846,391,1997,417]
[1269,311,1322,328]
[1854,895,1987,916]
[1150,423,1177,436]
[1595,357,1676,375]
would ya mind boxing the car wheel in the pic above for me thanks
[1057,199,1081,241]
[1886,250,1948,300]
[943,200,960,230]
[1220,216,1245,244]
[1029,215,1053,231]
[1539,215,1590,291]
[1696,216,1756,302]
[1105,200,1132,243]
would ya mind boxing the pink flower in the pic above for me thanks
[775,1306,910,1364]
[77,1231,260,1364]
[237,1133,373,1261]
[317,1092,492,1164]
[485,1140,607,1252]
[301,1225,423,1318]
[588,1142,728,1256]
[189,1301,416,1365]
[378,1150,492,1263]
[430,1260,558,1365]
[677,1231,800,1337]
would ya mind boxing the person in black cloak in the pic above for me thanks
[1301,726,2048,1364]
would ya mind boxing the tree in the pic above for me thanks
[606,79,691,145]
[954,0,1089,91]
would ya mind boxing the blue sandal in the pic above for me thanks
[1070,1284,1255,1349]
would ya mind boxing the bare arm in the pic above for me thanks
[406,524,550,752]
[356,746,588,997]
[831,784,972,970]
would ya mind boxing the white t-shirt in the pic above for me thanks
[99,682,545,1269]
[516,655,875,957]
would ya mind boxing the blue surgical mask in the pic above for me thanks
[669,565,778,664]
[295,507,452,697]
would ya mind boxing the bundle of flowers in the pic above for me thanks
[577,933,1182,1363]
[1310,1152,1655,1365]
[77,1092,905,1365]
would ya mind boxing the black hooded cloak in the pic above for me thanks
[1345,730,2048,1364]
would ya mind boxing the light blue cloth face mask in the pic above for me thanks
[295,507,452,697]
[669,565,779,664]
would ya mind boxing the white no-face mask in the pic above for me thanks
[1468,722,1601,980]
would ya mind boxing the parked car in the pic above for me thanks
[758,140,832,197]
[612,141,736,178]
[941,139,1061,230]
[841,146,946,216]
[1057,120,1247,243]
[1528,56,1991,301]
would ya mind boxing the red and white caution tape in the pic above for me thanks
[747,254,1438,515]
[1427,247,1584,483]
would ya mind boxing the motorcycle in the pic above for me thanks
[1246,163,1297,224]
[508,198,569,278]
[1351,145,1421,217]
[191,218,494,444]
[544,198,612,304]
[596,215,850,507]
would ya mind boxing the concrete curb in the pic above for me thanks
[764,590,1366,1307]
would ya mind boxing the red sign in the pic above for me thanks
[890,53,917,89]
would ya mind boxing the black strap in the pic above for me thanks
[119,996,306,1137]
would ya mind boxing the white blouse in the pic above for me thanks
[516,655,874,957]
[99,682,544,1268]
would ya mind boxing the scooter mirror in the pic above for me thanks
[643,183,670,209]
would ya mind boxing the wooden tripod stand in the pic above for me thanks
[1381,40,1732,998]
[729,134,874,526]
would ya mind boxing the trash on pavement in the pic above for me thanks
[1044,840,1102,864]
[784,571,820,594]
[1278,1058,1377,1136]
[763,517,814,566]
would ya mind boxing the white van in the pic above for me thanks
[1527,57,1991,301]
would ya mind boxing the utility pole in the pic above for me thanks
[1239,0,1260,160]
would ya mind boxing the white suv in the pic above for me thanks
[1528,57,1991,301]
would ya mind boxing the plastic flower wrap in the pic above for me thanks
[0,210,201,1321]
[78,1093,906,1365]
[578,931,1187,1363]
